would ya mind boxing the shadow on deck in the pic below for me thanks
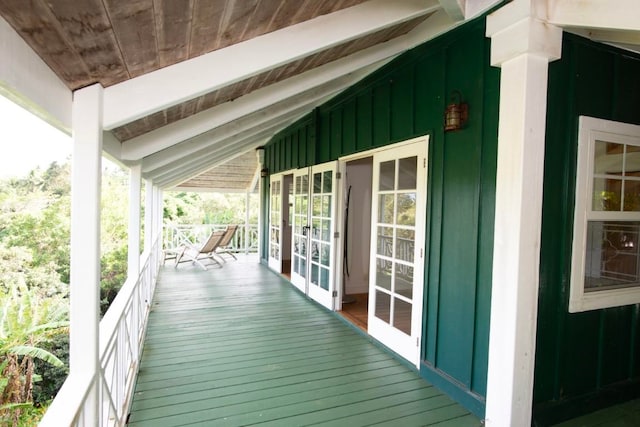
[127,255,481,426]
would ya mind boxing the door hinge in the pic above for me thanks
[416,337,420,347]
[336,172,342,179]
[423,158,426,168]
[420,248,423,258]
[334,231,339,238]
[332,291,338,297]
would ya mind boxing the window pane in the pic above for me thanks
[594,141,623,175]
[378,194,394,223]
[376,258,392,291]
[321,243,330,266]
[398,156,417,190]
[323,171,332,193]
[322,195,331,217]
[311,263,319,285]
[313,172,322,193]
[395,265,413,299]
[320,268,329,290]
[593,178,622,211]
[375,290,391,323]
[379,160,395,191]
[301,175,308,193]
[396,228,414,262]
[393,298,412,335]
[377,226,393,257]
[624,180,640,211]
[397,193,416,226]
[312,195,321,216]
[585,221,640,292]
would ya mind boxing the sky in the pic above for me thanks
[0,95,72,178]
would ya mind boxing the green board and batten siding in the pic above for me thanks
[263,19,499,417]
[535,35,640,425]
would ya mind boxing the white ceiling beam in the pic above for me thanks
[103,0,440,129]
[0,15,71,134]
[569,28,640,46]
[547,0,640,32]
[149,121,291,184]
[439,0,465,21]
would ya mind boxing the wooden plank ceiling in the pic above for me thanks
[0,0,439,191]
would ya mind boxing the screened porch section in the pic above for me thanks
[127,256,480,426]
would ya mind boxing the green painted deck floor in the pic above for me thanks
[127,256,481,426]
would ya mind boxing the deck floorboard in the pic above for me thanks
[127,256,481,426]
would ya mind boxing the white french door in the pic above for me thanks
[268,175,283,273]
[290,162,338,309]
[368,138,427,366]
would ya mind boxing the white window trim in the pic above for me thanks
[570,116,640,312]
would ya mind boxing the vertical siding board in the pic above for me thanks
[535,38,575,404]
[318,111,331,163]
[372,83,391,148]
[390,66,414,141]
[284,135,292,170]
[471,38,499,397]
[434,36,483,386]
[356,90,373,151]
[601,308,633,385]
[330,108,343,159]
[416,51,446,365]
[343,99,356,155]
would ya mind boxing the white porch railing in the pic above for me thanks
[40,233,163,427]
[164,223,259,254]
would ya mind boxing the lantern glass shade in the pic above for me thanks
[444,95,468,131]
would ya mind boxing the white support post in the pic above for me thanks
[155,186,163,249]
[484,1,562,425]
[245,192,250,255]
[128,164,142,278]
[69,84,103,422]
[144,180,154,252]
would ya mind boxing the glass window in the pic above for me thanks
[570,117,640,312]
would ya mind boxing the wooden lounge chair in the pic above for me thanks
[175,230,225,270]
[215,225,239,261]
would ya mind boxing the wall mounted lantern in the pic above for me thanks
[444,90,468,132]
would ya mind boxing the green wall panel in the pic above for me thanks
[535,35,640,424]
[435,33,484,387]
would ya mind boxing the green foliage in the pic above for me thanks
[164,191,259,225]
[0,284,68,426]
